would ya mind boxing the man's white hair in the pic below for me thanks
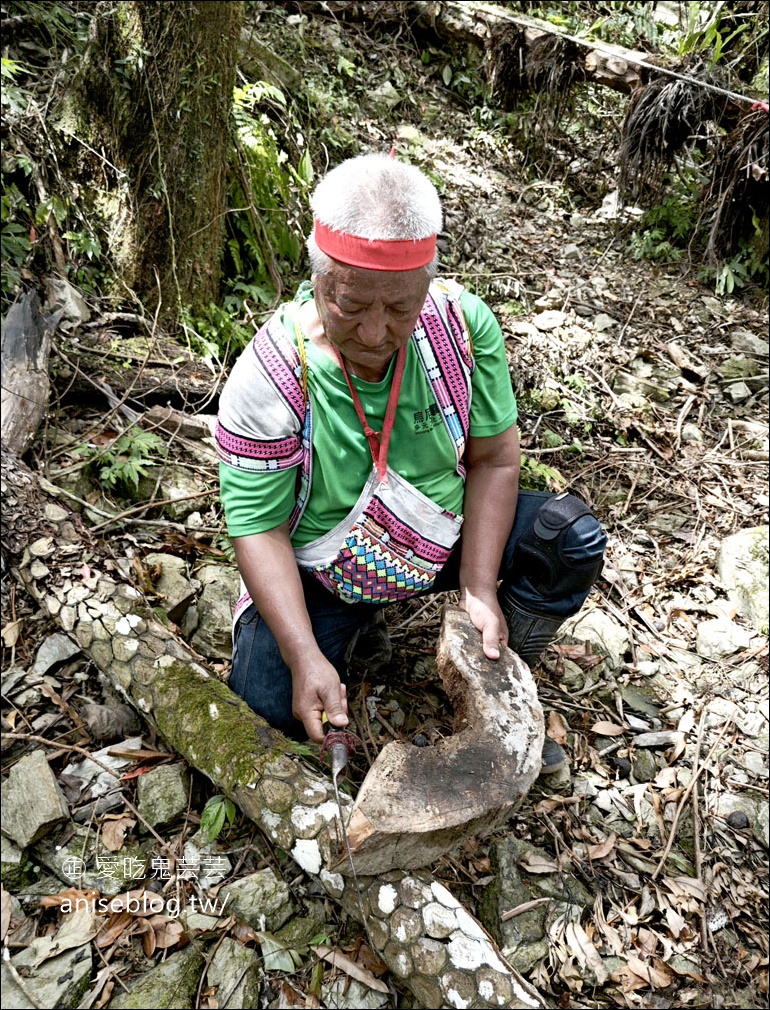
[307,153,442,277]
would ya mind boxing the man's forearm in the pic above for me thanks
[232,525,321,667]
[459,428,520,596]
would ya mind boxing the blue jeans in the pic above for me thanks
[229,491,606,738]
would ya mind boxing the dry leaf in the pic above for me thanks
[518,851,559,874]
[136,917,156,958]
[95,911,133,949]
[232,921,261,945]
[101,816,136,852]
[81,704,141,742]
[546,711,569,745]
[31,907,101,966]
[147,914,185,950]
[564,920,609,984]
[1,619,22,647]
[625,954,674,988]
[533,796,581,815]
[653,767,679,788]
[1,887,13,942]
[591,720,627,736]
[587,832,617,861]
[311,945,390,994]
[666,876,707,902]
[634,926,658,959]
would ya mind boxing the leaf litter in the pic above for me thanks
[1,3,768,1009]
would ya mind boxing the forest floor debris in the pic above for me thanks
[2,4,768,1009]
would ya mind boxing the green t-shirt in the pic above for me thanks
[218,282,517,544]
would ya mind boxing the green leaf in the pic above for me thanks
[297,149,314,186]
[442,64,453,86]
[200,794,236,841]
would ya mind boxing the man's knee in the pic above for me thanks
[511,492,606,602]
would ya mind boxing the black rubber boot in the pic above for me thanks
[540,736,567,775]
[505,599,567,668]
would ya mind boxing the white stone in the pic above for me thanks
[431,881,462,907]
[593,312,617,331]
[696,618,753,660]
[291,838,322,875]
[717,526,769,634]
[375,883,399,915]
[320,868,345,898]
[560,609,630,671]
[532,309,566,331]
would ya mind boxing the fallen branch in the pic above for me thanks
[2,448,548,1009]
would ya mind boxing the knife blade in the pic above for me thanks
[321,714,375,951]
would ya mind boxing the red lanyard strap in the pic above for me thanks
[335,345,406,484]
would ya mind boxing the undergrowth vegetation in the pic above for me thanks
[1,1,768,344]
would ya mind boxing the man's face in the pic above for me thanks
[314,262,430,382]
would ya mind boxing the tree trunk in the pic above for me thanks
[76,2,244,324]
[1,450,548,1009]
[0,291,51,455]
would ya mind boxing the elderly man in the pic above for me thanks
[216,154,606,771]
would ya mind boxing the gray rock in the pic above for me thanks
[715,794,769,849]
[1,942,92,1009]
[182,831,232,890]
[731,328,769,357]
[31,633,81,674]
[190,564,240,659]
[726,381,753,403]
[717,526,769,634]
[1,749,70,847]
[1,835,33,891]
[144,552,200,622]
[136,464,203,521]
[218,867,294,932]
[558,610,630,672]
[681,423,704,442]
[136,763,190,829]
[369,80,401,110]
[632,748,659,783]
[44,275,91,327]
[696,618,754,660]
[207,938,261,1008]
[592,312,617,331]
[109,946,204,1009]
[532,310,566,331]
[632,731,682,749]
[35,824,147,896]
[477,837,592,974]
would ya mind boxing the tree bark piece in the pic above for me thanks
[341,606,544,875]
[1,291,52,455]
[2,449,547,1009]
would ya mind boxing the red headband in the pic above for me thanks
[313,219,437,271]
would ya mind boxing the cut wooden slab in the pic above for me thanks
[335,605,544,875]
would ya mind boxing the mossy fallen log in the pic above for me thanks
[1,448,548,1009]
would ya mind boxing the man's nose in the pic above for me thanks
[357,309,387,345]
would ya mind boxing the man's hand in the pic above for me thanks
[460,588,509,661]
[292,657,348,743]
